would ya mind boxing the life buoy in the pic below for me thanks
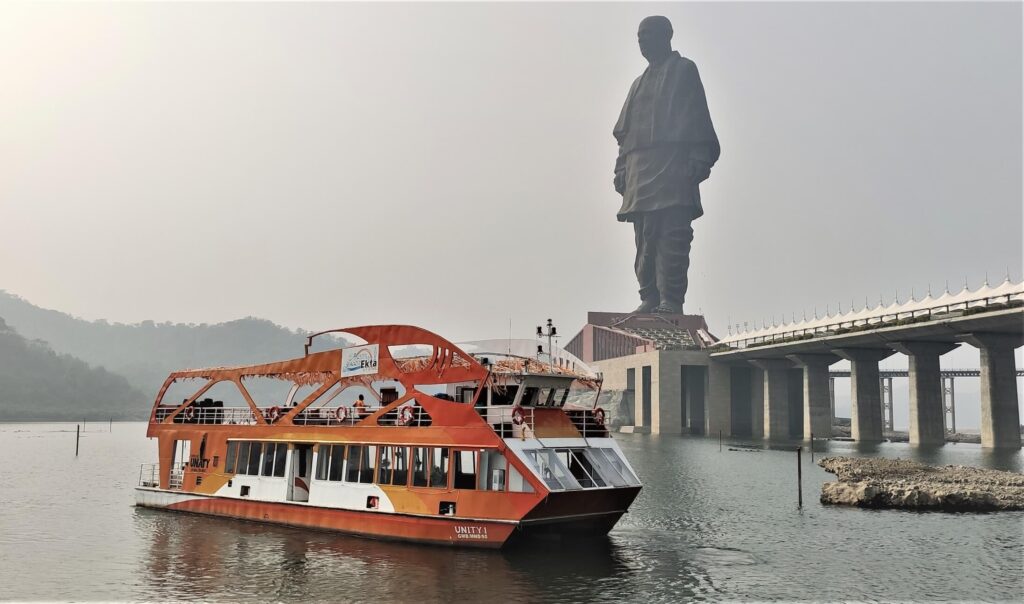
[334,406,348,422]
[511,405,526,426]
[183,406,195,421]
[399,405,415,426]
[593,408,606,426]
[269,406,282,422]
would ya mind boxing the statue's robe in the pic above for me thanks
[613,51,720,309]
[614,51,720,222]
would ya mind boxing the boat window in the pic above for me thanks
[430,447,450,488]
[361,446,377,484]
[390,446,409,486]
[478,450,506,491]
[589,448,640,486]
[273,443,288,478]
[507,462,535,493]
[519,387,540,406]
[522,449,582,491]
[345,446,363,483]
[378,447,395,484]
[245,442,262,476]
[411,447,429,487]
[580,449,627,487]
[556,448,605,488]
[261,443,275,476]
[315,446,329,481]
[225,442,238,474]
[328,445,346,481]
[453,450,477,490]
[491,385,518,406]
[235,442,250,475]
[456,387,477,404]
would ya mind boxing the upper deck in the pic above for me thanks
[147,325,609,440]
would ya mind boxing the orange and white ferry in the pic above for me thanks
[136,325,642,548]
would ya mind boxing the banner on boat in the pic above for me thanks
[341,344,379,377]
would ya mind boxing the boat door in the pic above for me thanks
[288,445,313,502]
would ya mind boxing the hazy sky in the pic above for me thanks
[1,3,1021,379]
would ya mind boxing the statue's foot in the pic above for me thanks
[633,300,659,314]
[654,303,683,314]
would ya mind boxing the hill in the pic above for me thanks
[0,318,148,420]
[0,291,345,402]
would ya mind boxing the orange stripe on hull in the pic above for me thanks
[160,496,516,548]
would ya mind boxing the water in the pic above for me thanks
[1,423,1022,602]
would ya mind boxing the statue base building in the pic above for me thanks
[566,312,728,435]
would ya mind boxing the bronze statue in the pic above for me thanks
[614,16,720,314]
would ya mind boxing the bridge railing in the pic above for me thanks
[720,292,1022,350]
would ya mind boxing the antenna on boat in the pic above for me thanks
[537,319,558,366]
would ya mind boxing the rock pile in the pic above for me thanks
[818,456,1024,511]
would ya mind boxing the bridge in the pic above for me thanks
[709,278,1023,448]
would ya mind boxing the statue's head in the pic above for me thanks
[638,16,673,63]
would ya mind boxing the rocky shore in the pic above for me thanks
[818,456,1024,511]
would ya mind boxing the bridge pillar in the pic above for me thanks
[890,341,959,446]
[750,367,764,439]
[960,333,1022,449]
[750,359,794,440]
[787,354,839,441]
[832,348,896,443]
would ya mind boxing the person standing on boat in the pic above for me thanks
[353,394,368,418]
[613,16,720,314]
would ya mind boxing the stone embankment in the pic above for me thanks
[818,456,1024,511]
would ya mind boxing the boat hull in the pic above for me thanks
[135,488,516,549]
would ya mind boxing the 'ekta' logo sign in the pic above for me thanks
[341,344,379,377]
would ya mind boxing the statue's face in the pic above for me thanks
[638,18,672,61]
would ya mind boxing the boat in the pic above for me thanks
[135,325,642,548]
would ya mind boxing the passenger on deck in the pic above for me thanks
[353,394,368,418]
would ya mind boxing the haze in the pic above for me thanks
[1,2,1021,428]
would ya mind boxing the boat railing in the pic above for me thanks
[291,406,384,426]
[488,406,536,438]
[564,409,610,438]
[138,462,186,490]
[154,406,260,425]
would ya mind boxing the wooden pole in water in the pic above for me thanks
[75,424,80,456]
[719,430,722,452]
[810,431,814,462]
[796,446,803,509]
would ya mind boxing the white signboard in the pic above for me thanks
[341,344,379,377]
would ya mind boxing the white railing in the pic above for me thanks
[565,409,610,438]
[291,406,384,426]
[483,406,536,438]
[138,462,186,490]
[154,406,259,425]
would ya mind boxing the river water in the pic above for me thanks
[0,422,1021,602]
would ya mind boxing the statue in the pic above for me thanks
[614,16,720,314]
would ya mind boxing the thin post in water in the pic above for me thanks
[75,424,80,456]
[810,431,814,462]
[719,430,722,452]
[796,446,803,509]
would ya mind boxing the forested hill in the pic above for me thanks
[0,318,147,420]
[0,291,345,400]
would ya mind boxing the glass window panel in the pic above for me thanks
[507,462,534,493]
[261,443,275,476]
[430,447,449,489]
[225,442,238,474]
[378,446,394,484]
[359,446,376,484]
[479,450,505,491]
[236,441,250,475]
[594,448,640,485]
[581,448,627,487]
[315,445,330,481]
[327,445,345,481]
[344,446,362,483]
[245,441,261,476]
[453,450,477,490]
[519,387,539,406]
[273,443,288,477]
[412,447,429,487]
[391,447,409,486]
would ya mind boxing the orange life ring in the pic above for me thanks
[269,406,282,421]
[511,406,526,426]
[593,408,606,426]
[399,405,415,426]
[334,406,348,422]
[183,406,194,421]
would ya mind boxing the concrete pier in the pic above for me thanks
[751,359,793,440]
[961,333,1022,449]
[749,367,764,438]
[787,354,838,441]
[833,348,895,443]
[891,341,958,446]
